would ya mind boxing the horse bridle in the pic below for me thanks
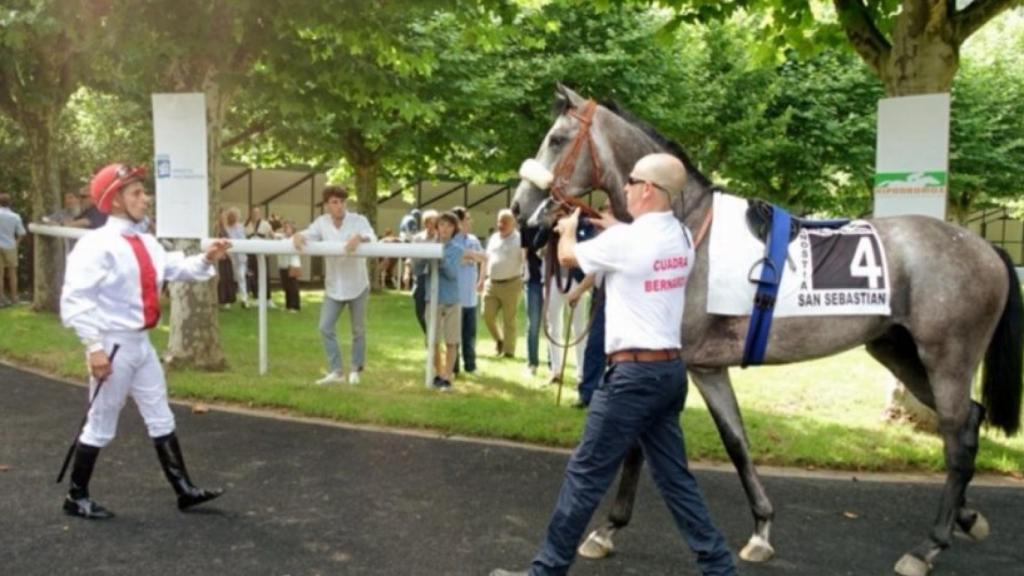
[548,100,603,220]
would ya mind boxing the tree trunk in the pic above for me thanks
[879,2,959,96]
[353,160,381,292]
[23,112,65,313]
[343,128,383,293]
[163,79,230,370]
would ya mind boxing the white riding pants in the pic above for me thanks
[79,331,175,448]
[546,282,588,381]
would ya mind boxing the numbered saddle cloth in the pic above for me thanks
[707,193,891,317]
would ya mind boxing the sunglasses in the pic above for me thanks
[626,176,668,193]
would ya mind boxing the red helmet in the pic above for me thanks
[90,163,146,214]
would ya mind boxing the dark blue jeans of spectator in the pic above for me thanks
[412,274,427,335]
[525,280,543,368]
[454,305,477,373]
[530,360,736,576]
[577,295,605,406]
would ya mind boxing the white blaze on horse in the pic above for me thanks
[511,84,1022,576]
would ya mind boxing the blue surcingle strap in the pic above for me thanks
[742,205,791,367]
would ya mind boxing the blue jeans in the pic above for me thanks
[530,360,735,576]
[525,280,543,368]
[319,288,368,375]
[577,293,605,406]
[454,305,477,373]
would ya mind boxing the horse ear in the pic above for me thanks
[558,84,585,108]
[552,84,571,117]
[553,83,585,116]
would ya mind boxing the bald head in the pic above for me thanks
[630,153,687,197]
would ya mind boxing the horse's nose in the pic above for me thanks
[510,201,521,218]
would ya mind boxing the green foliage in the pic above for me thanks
[57,87,152,186]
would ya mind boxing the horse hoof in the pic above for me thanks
[957,511,990,542]
[894,553,931,576]
[739,535,774,563]
[577,530,614,559]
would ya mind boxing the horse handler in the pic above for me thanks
[59,163,231,519]
[491,153,735,576]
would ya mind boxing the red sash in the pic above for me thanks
[123,235,161,329]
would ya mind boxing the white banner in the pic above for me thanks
[873,93,950,221]
[152,93,208,239]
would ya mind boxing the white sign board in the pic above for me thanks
[152,93,208,239]
[873,93,950,221]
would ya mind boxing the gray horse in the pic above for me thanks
[511,85,1022,576]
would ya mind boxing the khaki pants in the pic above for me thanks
[0,247,16,300]
[483,276,522,357]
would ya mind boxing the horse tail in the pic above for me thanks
[981,245,1022,436]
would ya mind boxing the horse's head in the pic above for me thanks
[511,85,636,235]
[511,84,715,245]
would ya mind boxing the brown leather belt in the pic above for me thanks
[607,348,681,365]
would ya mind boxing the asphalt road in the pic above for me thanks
[1,362,1022,575]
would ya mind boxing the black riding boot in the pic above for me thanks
[153,432,224,510]
[63,442,114,519]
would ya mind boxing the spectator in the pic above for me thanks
[568,273,603,408]
[276,221,302,313]
[521,224,546,376]
[567,206,611,408]
[293,185,376,385]
[215,209,236,307]
[451,206,485,376]
[222,207,249,309]
[245,206,275,307]
[399,208,421,241]
[482,209,524,358]
[0,191,27,307]
[430,212,464,390]
[66,186,108,229]
[378,228,401,289]
[42,190,82,225]
[409,209,439,335]
[545,263,588,385]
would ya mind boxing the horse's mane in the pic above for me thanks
[600,101,713,189]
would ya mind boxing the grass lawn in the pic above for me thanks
[2,289,1022,475]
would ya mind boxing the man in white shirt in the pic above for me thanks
[60,163,231,519]
[293,185,377,385]
[492,154,735,576]
[0,192,26,307]
[482,209,524,358]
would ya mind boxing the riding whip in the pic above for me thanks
[56,344,121,484]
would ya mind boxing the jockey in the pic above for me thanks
[60,163,231,519]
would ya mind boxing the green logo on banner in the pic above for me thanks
[874,171,948,189]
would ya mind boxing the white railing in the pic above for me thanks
[29,223,444,386]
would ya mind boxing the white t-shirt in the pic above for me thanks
[485,230,523,281]
[300,212,377,301]
[574,211,694,354]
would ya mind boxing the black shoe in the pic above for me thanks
[154,432,224,511]
[439,379,452,391]
[572,399,589,410]
[63,496,114,519]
